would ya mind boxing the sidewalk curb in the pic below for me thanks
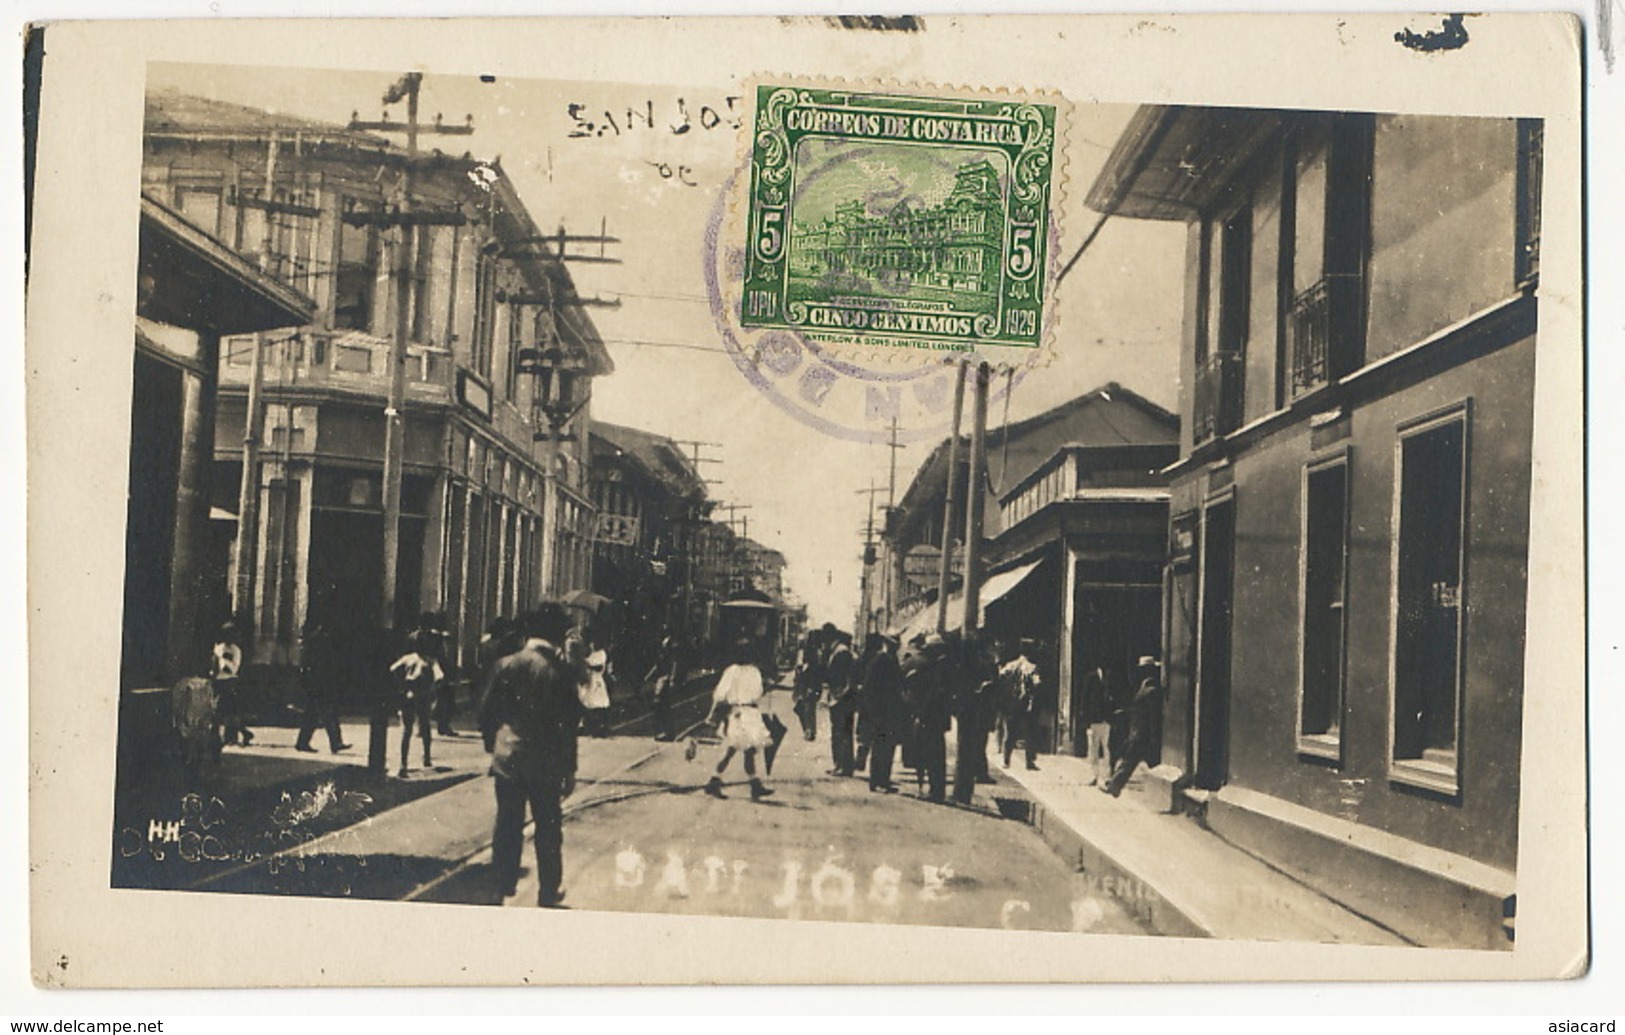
[1019,790,1210,939]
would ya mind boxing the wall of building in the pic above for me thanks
[1178,220,1204,457]
[1217,331,1533,872]
[1162,481,1200,779]
[1243,142,1286,424]
[1366,116,1520,364]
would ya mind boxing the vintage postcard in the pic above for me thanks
[25,13,1585,986]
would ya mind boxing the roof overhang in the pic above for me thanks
[137,195,316,335]
[1085,106,1287,221]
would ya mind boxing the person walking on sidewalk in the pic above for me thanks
[1107,656,1163,797]
[295,618,351,755]
[860,634,905,794]
[418,612,458,737]
[479,604,583,907]
[390,631,444,777]
[211,621,252,749]
[824,629,859,777]
[1079,663,1116,787]
[1000,639,1045,771]
[704,638,775,802]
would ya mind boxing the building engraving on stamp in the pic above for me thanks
[742,86,1056,353]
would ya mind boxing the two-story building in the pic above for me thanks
[588,421,708,678]
[1088,105,1542,949]
[884,383,1178,753]
[122,195,316,695]
[142,89,611,682]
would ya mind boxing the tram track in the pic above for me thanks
[180,680,722,895]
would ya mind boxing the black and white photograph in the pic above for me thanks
[23,12,1589,989]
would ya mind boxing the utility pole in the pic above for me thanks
[935,361,969,634]
[345,73,474,635]
[346,72,474,775]
[882,414,903,623]
[379,78,416,638]
[672,440,721,647]
[719,503,754,594]
[856,483,886,636]
[230,134,294,633]
[960,362,991,638]
[231,331,266,624]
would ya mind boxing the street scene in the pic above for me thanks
[113,60,1542,951]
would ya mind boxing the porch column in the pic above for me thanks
[163,333,220,682]
[1058,543,1079,756]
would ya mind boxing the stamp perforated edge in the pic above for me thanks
[717,73,1072,374]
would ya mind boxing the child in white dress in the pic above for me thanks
[704,639,774,801]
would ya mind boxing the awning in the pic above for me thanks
[888,557,1046,641]
[978,558,1046,613]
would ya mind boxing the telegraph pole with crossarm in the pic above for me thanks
[344,73,473,639]
[345,73,474,775]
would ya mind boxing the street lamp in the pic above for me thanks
[519,343,588,439]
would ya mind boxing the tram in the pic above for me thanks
[717,587,782,682]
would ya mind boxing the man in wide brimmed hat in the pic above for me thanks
[1106,655,1163,797]
[903,633,952,802]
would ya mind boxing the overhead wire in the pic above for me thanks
[599,337,731,355]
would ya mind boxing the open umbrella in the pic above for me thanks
[560,588,612,612]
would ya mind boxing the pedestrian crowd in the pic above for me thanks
[784,622,1163,804]
[169,603,1162,909]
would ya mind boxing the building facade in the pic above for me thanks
[1089,106,1541,949]
[990,433,1177,757]
[588,421,708,679]
[882,383,1178,754]
[143,90,611,682]
[124,197,316,693]
[119,196,317,800]
[883,384,1177,632]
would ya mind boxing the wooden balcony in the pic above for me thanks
[219,329,454,406]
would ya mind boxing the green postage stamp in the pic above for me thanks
[741,84,1059,354]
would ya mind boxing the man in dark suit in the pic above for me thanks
[824,629,859,777]
[1107,656,1163,797]
[904,635,952,803]
[295,618,351,755]
[479,604,583,908]
[951,632,999,804]
[860,635,905,793]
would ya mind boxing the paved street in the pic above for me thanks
[116,674,1149,935]
[419,690,1152,936]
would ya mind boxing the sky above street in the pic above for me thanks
[149,62,1186,627]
